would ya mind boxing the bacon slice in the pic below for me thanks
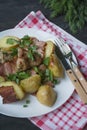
[0,37,46,76]
[0,64,5,76]
[0,86,17,103]
[31,37,46,58]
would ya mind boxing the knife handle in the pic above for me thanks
[66,69,87,104]
[73,66,87,93]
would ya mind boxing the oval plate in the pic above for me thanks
[0,28,74,118]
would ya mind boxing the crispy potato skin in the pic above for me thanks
[0,81,25,100]
[49,54,64,78]
[0,36,19,51]
[20,74,41,93]
[36,85,57,107]
[0,76,5,83]
[45,41,55,57]
[45,41,64,78]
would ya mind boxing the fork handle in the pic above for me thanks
[66,69,87,104]
[73,66,87,93]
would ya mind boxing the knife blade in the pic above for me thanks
[56,38,87,94]
[55,45,87,104]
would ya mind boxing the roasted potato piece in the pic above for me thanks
[49,54,64,78]
[45,40,55,57]
[0,36,20,51]
[0,81,25,100]
[0,76,5,83]
[20,74,41,93]
[36,85,57,107]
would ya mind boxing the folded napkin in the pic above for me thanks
[15,11,87,130]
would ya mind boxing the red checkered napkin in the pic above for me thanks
[15,11,87,130]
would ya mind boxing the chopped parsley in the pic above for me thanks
[20,35,32,47]
[23,99,30,107]
[6,38,19,45]
[23,104,28,107]
[10,48,18,56]
[45,69,53,81]
[7,71,30,84]
[43,57,50,66]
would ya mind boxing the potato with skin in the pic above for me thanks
[20,74,41,93]
[45,40,55,57]
[36,85,57,107]
[0,81,25,100]
[49,54,64,78]
[0,36,20,51]
[0,76,5,83]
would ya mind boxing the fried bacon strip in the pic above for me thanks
[0,86,17,103]
[0,37,46,76]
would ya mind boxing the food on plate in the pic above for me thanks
[36,85,57,107]
[0,36,20,51]
[0,35,64,106]
[0,81,25,103]
[45,40,55,57]
[20,74,41,93]
[49,54,64,78]
[0,76,5,83]
[0,36,46,76]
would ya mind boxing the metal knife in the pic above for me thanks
[55,46,87,104]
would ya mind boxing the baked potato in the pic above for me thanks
[36,85,57,107]
[0,76,5,83]
[20,74,41,93]
[0,81,25,100]
[49,54,64,78]
[45,40,55,57]
[0,36,20,51]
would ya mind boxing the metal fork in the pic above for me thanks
[55,38,77,68]
[55,38,87,94]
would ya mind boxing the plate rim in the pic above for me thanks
[0,28,75,118]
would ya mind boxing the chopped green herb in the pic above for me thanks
[18,71,30,80]
[43,57,50,66]
[53,79,59,84]
[23,99,30,107]
[6,38,19,45]
[21,35,30,40]
[49,70,53,81]
[20,35,32,47]
[7,71,30,84]
[26,99,30,104]
[15,78,20,84]
[29,45,37,51]
[45,69,53,81]
[27,50,34,61]
[11,48,18,56]
[23,104,28,107]
[45,69,50,76]
[33,66,39,73]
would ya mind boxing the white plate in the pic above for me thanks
[0,28,74,118]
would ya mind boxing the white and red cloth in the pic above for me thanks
[15,11,87,130]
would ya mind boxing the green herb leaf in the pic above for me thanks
[27,50,34,61]
[43,57,50,66]
[7,38,19,45]
[26,99,30,104]
[20,35,32,47]
[21,35,30,40]
[17,71,30,80]
[7,71,30,84]
[23,104,28,107]
[11,48,18,56]
[33,66,39,73]
[45,69,53,81]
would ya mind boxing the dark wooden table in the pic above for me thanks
[0,0,87,130]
